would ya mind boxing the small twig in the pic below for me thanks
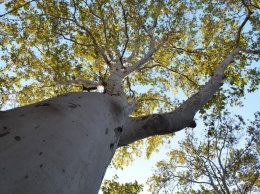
[140,63,199,86]
[58,32,94,47]
[0,0,35,17]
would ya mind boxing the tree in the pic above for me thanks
[148,111,260,194]
[101,175,143,194]
[0,0,260,193]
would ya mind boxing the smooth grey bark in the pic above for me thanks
[0,92,125,194]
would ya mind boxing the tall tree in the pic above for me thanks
[0,0,259,193]
[148,111,260,194]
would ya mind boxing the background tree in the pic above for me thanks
[0,0,260,193]
[148,111,260,194]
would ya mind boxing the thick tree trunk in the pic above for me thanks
[0,92,125,194]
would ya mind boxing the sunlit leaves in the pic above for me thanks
[101,175,143,194]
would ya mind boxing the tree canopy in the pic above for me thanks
[0,0,260,192]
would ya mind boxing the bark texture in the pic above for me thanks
[0,92,125,194]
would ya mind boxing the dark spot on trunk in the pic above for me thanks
[78,96,81,98]
[24,175,28,179]
[110,143,114,150]
[35,125,40,129]
[19,114,25,117]
[35,103,50,107]
[39,152,43,156]
[68,102,78,108]
[114,127,123,137]
[43,140,46,142]
[0,131,10,137]
[40,164,43,168]
[62,169,66,173]
[105,128,108,134]
[14,136,21,141]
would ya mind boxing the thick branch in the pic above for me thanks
[242,49,260,54]
[123,46,156,76]
[119,48,242,147]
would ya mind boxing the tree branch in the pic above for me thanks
[123,37,167,77]
[70,0,111,66]
[57,32,94,47]
[140,63,199,86]
[202,161,222,194]
[217,127,231,194]
[171,173,211,185]
[119,48,242,147]
[87,2,114,60]
[0,0,35,18]
[242,49,260,54]
[119,0,129,65]
[124,36,141,62]
[235,0,254,47]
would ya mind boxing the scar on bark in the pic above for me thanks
[114,127,123,137]
[14,136,21,141]
[110,143,114,150]
[0,131,10,137]
[68,102,78,108]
